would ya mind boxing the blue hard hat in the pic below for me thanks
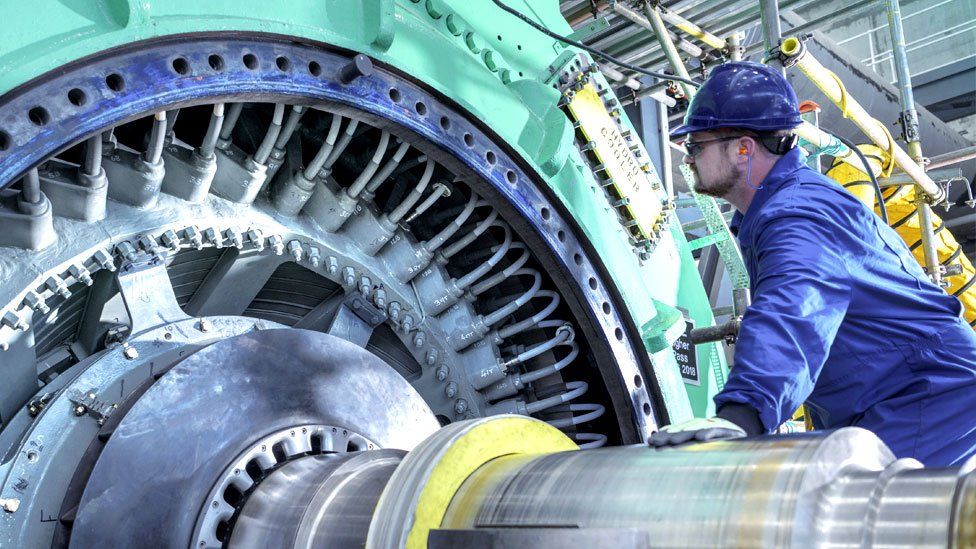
[670,61,802,138]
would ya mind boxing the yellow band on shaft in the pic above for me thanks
[405,416,578,549]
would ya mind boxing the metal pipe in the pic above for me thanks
[20,167,41,204]
[743,0,879,58]
[83,134,102,176]
[760,0,784,73]
[879,167,963,187]
[779,37,944,203]
[144,111,167,164]
[639,3,696,98]
[252,103,286,164]
[218,103,243,143]
[387,160,434,223]
[926,145,976,170]
[199,103,225,159]
[655,4,726,50]
[610,2,702,60]
[884,0,940,285]
[303,115,343,180]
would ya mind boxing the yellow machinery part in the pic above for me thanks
[826,144,976,329]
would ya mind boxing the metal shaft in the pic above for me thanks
[441,429,974,548]
[759,0,784,74]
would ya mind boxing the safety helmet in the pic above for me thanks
[670,61,802,138]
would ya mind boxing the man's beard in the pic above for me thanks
[690,163,739,198]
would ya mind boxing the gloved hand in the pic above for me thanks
[648,417,747,447]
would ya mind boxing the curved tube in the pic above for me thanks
[497,290,560,339]
[345,131,391,197]
[423,194,479,253]
[198,103,225,159]
[303,115,343,180]
[387,160,434,223]
[481,269,543,328]
[363,141,411,196]
[405,182,450,223]
[253,103,286,164]
[455,223,512,290]
[520,340,578,384]
[572,432,608,449]
[441,209,499,259]
[525,380,588,414]
[274,105,305,150]
[471,243,531,296]
[323,119,359,168]
[546,403,606,429]
[504,324,574,369]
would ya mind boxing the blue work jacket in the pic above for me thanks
[717,147,976,466]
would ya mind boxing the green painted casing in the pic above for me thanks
[0,0,726,420]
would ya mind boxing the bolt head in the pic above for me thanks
[199,319,212,333]
[73,404,87,416]
[123,346,139,360]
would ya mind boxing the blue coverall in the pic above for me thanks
[717,147,976,466]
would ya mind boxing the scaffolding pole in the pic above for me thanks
[884,0,941,286]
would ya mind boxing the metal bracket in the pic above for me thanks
[325,293,388,348]
[68,389,117,426]
[116,249,190,335]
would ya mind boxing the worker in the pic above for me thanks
[650,61,976,467]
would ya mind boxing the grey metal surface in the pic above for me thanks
[69,329,439,548]
[197,426,383,548]
[440,427,975,548]
[230,450,404,549]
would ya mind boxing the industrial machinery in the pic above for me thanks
[0,1,971,547]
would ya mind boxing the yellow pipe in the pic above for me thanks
[655,6,727,50]
[779,37,945,204]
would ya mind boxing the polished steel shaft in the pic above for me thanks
[441,428,974,548]
[226,426,974,548]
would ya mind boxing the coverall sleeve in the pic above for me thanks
[714,213,853,432]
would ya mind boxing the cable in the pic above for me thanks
[491,0,700,87]
[830,131,890,224]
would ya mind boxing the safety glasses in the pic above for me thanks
[683,135,741,157]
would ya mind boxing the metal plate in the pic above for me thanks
[69,328,439,548]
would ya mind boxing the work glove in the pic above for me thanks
[648,417,747,447]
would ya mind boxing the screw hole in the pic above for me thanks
[28,106,50,126]
[172,57,190,75]
[518,71,524,77]
[67,88,87,107]
[440,116,451,131]
[603,302,611,314]
[26,450,38,463]
[0,131,10,151]
[208,54,225,72]
[634,374,642,388]
[105,73,125,92]
[243,53,259,70]
[275,56,290,71]
[415,101,428,116]
[505,170,516,184]
[615,327,624,340]
[643,402,651,415]
[588,277,597,290]
[485,150,497,165]
[463,133,474,147]
[308,61,322,76]
[557,230,566,243]
[540,207,551,221]
[517,44,523,50]
[389,88,402,102]
[573,253,583,266]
